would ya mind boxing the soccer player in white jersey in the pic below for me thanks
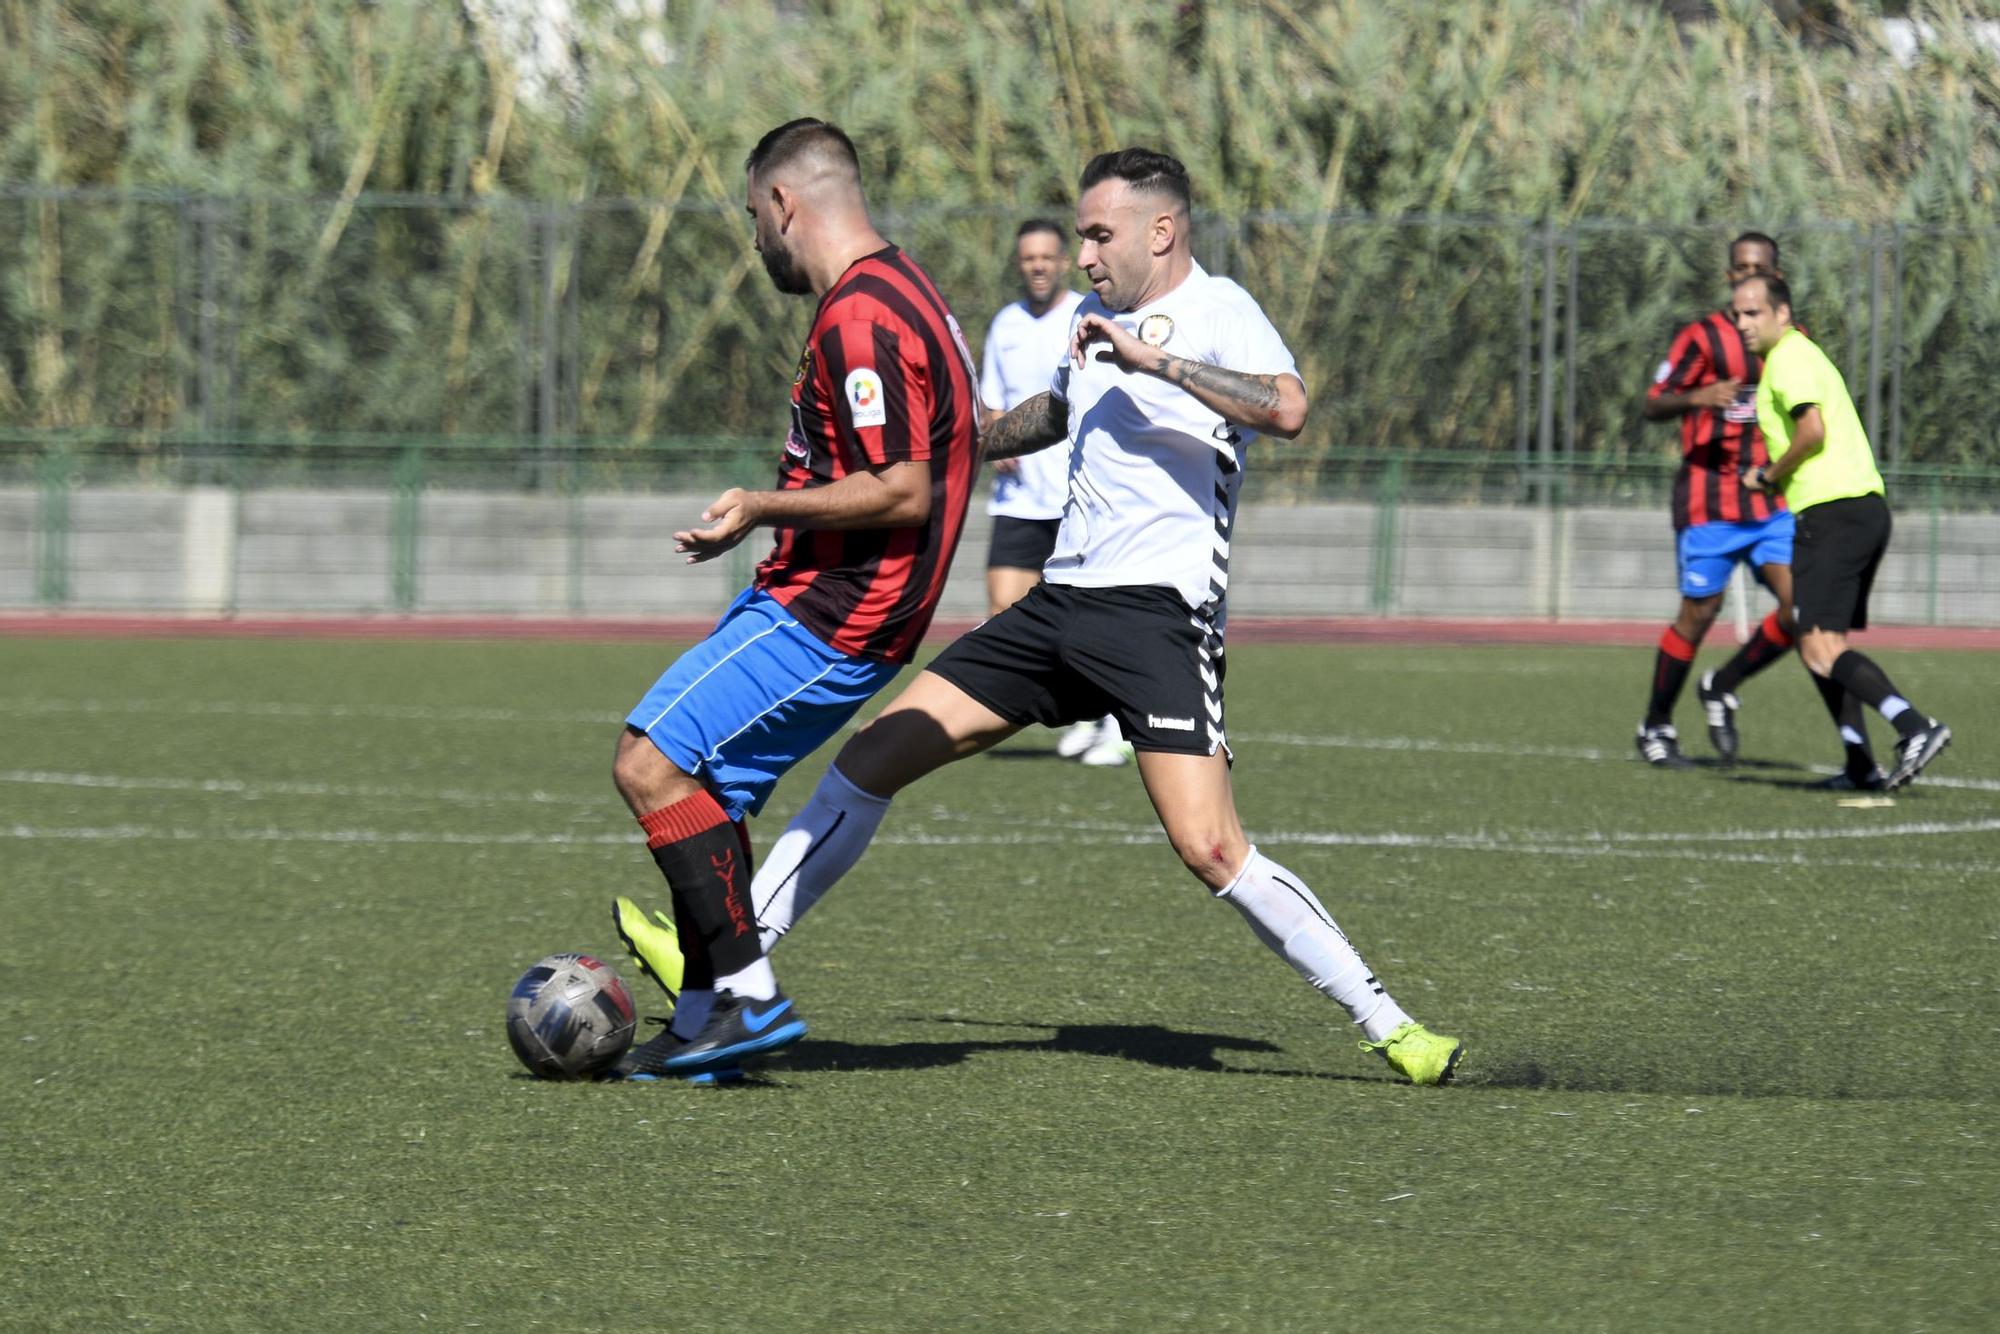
[660,148,1465,1086]
[978,220,1124,765]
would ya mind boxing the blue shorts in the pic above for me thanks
[625,588,901,821]
[1676,512,1795,599]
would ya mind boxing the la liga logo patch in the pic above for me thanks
[845,368,887,428]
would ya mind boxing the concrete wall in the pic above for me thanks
[0,490,36,606]
[4,485,1998,626]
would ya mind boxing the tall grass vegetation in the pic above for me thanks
[2,0,1995,473]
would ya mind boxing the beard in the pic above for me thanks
[759,238,811,296]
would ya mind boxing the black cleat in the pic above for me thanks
[661,990,808,1076]
[1810,765,1889,792]
[1697,672,1740,764]
[1887,720,1952,790]
[609,1021,744,1085]
[1635,723,1694,769]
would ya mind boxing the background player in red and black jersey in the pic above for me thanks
[1633,232,1799,768]
[604,118,980,1078]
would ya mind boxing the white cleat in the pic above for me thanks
[1055,719,1102,760]
[1080,737,1134,767]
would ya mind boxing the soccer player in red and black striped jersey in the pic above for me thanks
[605,118,980,1079]
[1634,232,1799,768]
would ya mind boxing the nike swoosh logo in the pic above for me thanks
[741,1000,792,1034]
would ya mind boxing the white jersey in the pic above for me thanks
[1044,261,1297,613]
[980,290,1083,520]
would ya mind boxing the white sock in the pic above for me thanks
[1215,847,1412,1042]
[669,988,714,1040]
[752,763,892,954]
[1879,695,1911,722]
[712,956,777,1003]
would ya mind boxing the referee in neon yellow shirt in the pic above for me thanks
[1731,272,1952,790]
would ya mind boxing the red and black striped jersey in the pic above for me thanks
[1647,309,1787,530]
[753,246,980,662]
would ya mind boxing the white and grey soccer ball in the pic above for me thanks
[505,953,637,1079]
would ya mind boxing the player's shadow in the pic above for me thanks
[1689,756,1806,773]
[1461,1043,2000,1100]
[771,1016,1301,1077]
[1716,763,1889,792]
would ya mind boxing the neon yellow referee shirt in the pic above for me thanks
[1756,327,1883,513]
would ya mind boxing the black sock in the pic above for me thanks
[1810,673,1877,775]
[671,886,714,993]
[1827,650,1927,740]
[1645,627,1697,727]
[639,792,764,978]
[675,818,752,993]
[1711,612,1794,693]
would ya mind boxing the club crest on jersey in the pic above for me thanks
[793,349,813,388]
[1138,314,1175,347]
[845,368,888,428]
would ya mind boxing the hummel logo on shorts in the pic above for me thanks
[1148,714,1196,731]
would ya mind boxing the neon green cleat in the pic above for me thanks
[1359,1021,1465,1086]
[612,895,684,1002]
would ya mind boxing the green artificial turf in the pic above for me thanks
[2,635,1995,1331]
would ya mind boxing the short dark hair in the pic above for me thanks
[745,118,859,178]
[1017,218,1065,243]
[1734,270,1792,311]
[1731,230,1781,268]
[1078,148,1192,213]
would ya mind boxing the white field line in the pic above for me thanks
[0,698,621,725]
[0,769,587,805]
[1238,730,1614,761]
[5,728,1999,804]
[927,807,2000,847]
[8,694,1997,793]
[5,816,1999,876]
[1233,730,2000,793]
[5,754,1991,801]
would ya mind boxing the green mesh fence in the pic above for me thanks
[5,191,1999,471]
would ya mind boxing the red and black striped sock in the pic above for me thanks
[1644,627,1697,727]
[1710,611,1794,693]
[638,790,763,980]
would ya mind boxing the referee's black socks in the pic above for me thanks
[1827,649,1929,740]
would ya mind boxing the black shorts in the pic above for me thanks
[985,516,1061,571]
[926,582,1227,755]
[1792,492,1891,634]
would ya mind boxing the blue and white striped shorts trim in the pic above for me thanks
[625,587,901,820]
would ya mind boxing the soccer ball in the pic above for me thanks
[505,953,637,1079]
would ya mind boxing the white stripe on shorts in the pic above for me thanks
[636,617,799,735]
[702,660,840,765]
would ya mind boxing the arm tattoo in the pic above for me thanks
[983,390,1068,460]
[1159,355,1283,418]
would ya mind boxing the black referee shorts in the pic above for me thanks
[1792,492,1891,635]
[926,582,1227,756]
[985,516,1061,571]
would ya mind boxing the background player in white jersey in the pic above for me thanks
[978,220,1123,765]
[662,148,1465,1086]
